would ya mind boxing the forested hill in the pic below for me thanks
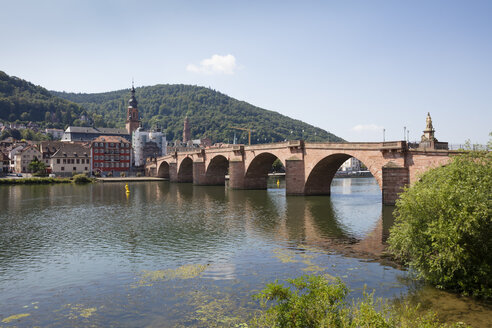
[0,71,85,127]
[53,85,343,143]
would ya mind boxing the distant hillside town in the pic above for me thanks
[0,84,211,177]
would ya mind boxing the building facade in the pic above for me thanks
[0,151,9,174]
[50,143,91,177]
[39,141,65,172]
[14,146,42,173]
[91,136,131,176]
[132,127,167,167]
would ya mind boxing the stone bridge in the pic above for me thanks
[145,140,456,205]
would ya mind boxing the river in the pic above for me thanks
[0,178,489,327]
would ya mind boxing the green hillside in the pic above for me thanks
[53,85,343,143]
[0,71,85,128]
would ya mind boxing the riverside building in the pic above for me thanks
[91,136,131,176]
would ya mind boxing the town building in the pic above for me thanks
[132,127,167,167]
[50,143,91,177]
[39,141,65,173]
[61,126,130,142]
[1,151,9,174]
[340,157,362,172]
[91,136,131,176]
[14,146,42,173]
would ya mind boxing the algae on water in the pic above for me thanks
[2,313,31,323]
[134,264,209,287]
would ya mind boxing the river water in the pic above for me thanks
[0,178,489,327]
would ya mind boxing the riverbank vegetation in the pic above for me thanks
[388,148,491,298]
[0,177,72,185]
[0,175,95,185]
[246,275,468,327]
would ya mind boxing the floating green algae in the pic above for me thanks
[272,248,297,263]
[55,303,99,320]
[1,313,30,323]
[134,264,209,287]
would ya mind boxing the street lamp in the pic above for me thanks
[383,128,385,142]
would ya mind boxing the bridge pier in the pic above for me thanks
[285,157,306,195]
[193,161,207,185]
[169,163,178,183]
[382,163,409,205]
[228,160,245,189]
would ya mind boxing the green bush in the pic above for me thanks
[249,275,468,327]
[388,150,491,298]
[72,174,92,184]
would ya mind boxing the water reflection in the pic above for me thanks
[1,178,488,327]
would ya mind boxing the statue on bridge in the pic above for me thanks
[421,112,436,142]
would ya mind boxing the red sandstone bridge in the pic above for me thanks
[145,140,456,205]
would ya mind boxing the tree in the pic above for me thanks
[271,158,285,173]
[0,130,11,140]
[27,158,46,176]
[20,112,30,121]
[388,149,491,298]
[10,129,21,140]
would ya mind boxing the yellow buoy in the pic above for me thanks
[125,183,130,194]
[277,179,280,187]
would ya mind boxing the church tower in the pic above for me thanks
[126,82,141,135]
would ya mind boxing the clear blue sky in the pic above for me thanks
[1,0,491,144]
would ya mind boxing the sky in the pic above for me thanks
[1,0,491,144]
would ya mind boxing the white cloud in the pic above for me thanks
[186,54,237,75]
[351,124,384,132]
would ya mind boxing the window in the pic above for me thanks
[61,167,65,171]
[63,159,66,164]
[76,159,80,164]
[73,167,76,171]
[94,163,98,167]
[57,159,60,164]
[85,167,88,171]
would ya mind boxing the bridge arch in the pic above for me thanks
[304,153,381,195]
[205,155,229,185]
[244,152,282,189]
[157,161,170,179]
[178,157,193,183]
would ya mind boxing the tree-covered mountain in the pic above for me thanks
[0,71,86,128]
[53,85,343,143]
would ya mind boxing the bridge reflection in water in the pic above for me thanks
[146,176,394,258]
